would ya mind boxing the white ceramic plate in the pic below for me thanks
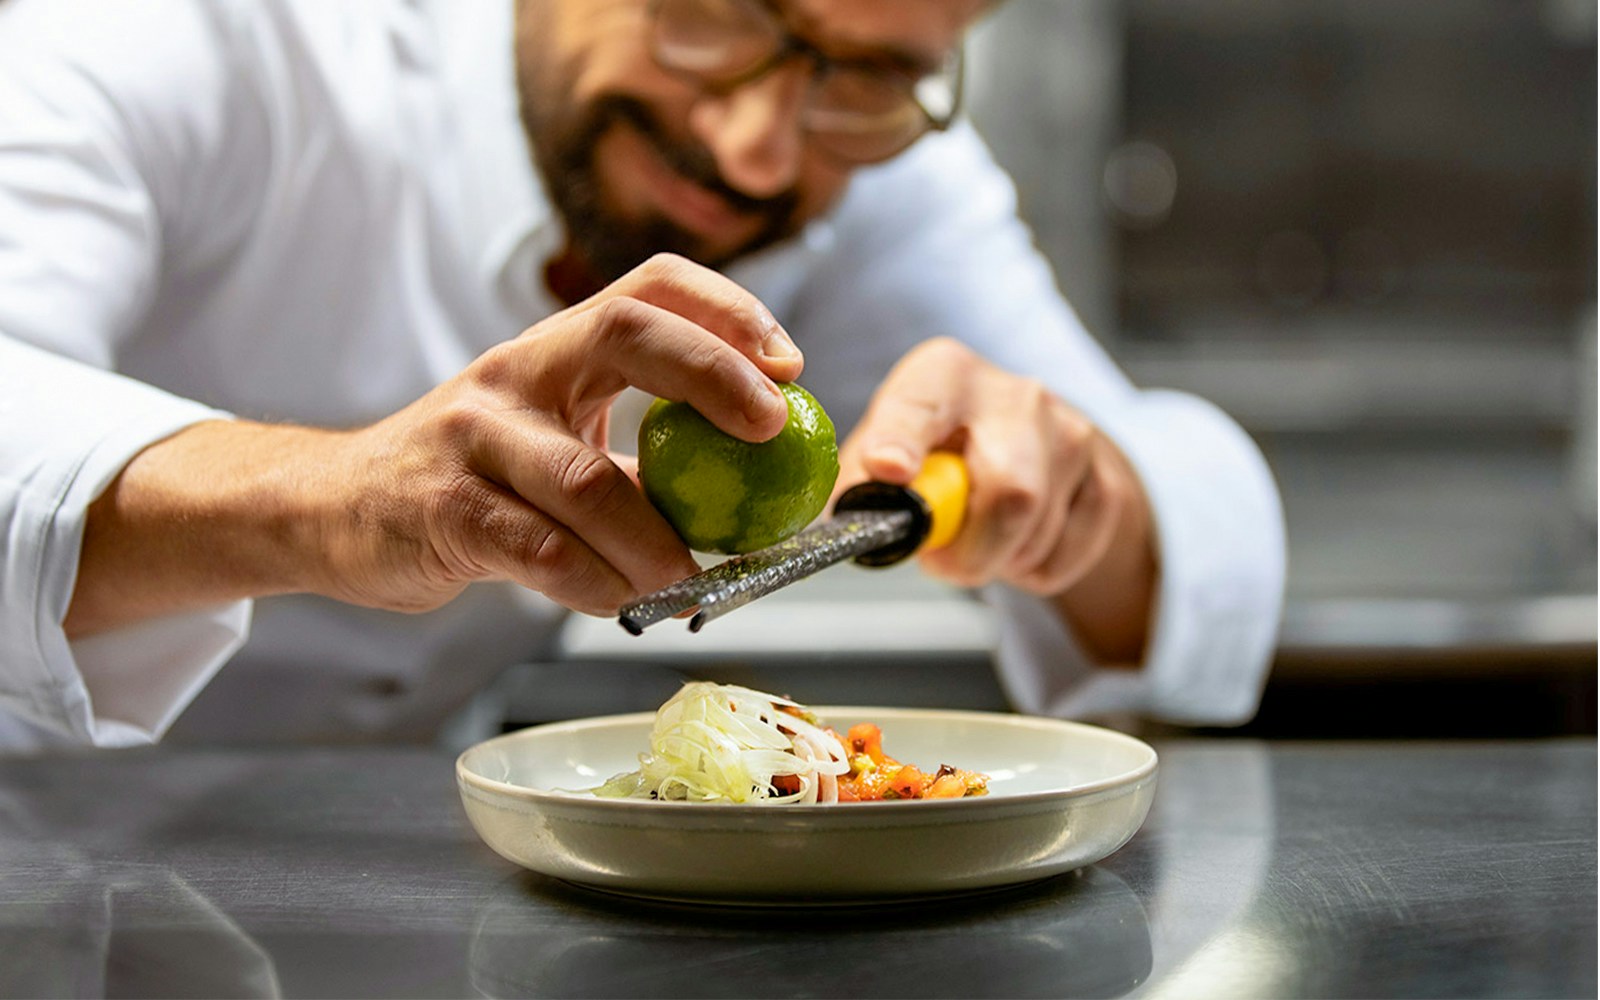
[456,707,1158,904]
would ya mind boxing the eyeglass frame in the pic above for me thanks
[644,0,967,164]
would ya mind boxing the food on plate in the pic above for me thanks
[637,382,839,554]
[591,682,988,804]
[834,719,990,802]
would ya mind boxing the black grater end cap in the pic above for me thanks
[834,481,930,567]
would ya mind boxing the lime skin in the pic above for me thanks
[638,383,840,554]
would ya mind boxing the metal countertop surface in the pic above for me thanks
[0,737,1593,999]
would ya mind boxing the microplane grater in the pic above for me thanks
[618,509,913,634]
[618,452,969,634]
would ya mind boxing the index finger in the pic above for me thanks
[850,338,977,484]
[573,254,804,384]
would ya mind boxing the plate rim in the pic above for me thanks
[456,705,1159,815]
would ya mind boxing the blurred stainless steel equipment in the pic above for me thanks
[962,0,1597,734]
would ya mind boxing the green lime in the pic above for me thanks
[638,383,839,554]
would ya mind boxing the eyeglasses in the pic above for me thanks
[648,0,965,165]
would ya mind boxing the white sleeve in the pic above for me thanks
[985,390,1285,725]
[785,123,1286,725]
[0,0,258,748]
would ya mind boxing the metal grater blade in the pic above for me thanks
[617,509,912,634]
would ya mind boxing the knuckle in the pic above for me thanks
[424,474,499,574]
[633,252,718,300]
[1050,401,1094,446]
[724,296,771,340]
[981,481,1042,530]
[556,447,629,513]
[523,521,574,575]
[433,399,492,448]
[926,337,986,379]
[640,251,697,283]
[592,295,652,344]
[685,339,740,386]
[523,527,615,611]
[918,336,969,364]
[1066,417,1096,452]
[469,341,521,392]
[503,515,579,591]
[434,474,493,537]
[1016,377,1051,412]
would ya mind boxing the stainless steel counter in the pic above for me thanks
[0,738,1592,998]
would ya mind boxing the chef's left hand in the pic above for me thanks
[837,338,1157,660]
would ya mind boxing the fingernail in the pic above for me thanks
[746,379,786,427]
[759,313,800,362]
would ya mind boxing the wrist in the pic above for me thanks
[1052,441,1159,667]
[66,419,340,635]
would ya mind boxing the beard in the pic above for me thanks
[518,88,806,286]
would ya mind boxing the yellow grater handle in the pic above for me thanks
[906,451,969,552]
[834,451,970,568]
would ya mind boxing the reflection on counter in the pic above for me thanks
[0,862,279,999]
[470,867,1152,1000]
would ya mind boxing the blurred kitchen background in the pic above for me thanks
[483,0,1597,742]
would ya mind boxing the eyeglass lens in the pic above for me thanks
[650,0,959,163]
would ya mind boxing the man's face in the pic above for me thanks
[514,0,982,286]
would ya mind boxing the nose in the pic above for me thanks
[686,58,810,199]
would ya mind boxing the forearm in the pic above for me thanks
[62,256,804,638]
[64,419,339,637]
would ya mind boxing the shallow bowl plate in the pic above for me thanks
[456,707,1157,904]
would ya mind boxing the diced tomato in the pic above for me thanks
[846,723,885,764]
[925,774,968,798]
[887,764,924,800]
[830,723,989,802]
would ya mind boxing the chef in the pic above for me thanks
[0,0,1284,748]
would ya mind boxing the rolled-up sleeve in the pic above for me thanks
[0,338,247,748]
[989,389,1285,725]
[0,0,254,748]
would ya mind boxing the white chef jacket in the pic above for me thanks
[0,0,1285,749]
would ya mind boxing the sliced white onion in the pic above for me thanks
[592,682,849,804]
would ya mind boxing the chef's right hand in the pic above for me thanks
[66,254,802,635]
[320,254,803,615]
